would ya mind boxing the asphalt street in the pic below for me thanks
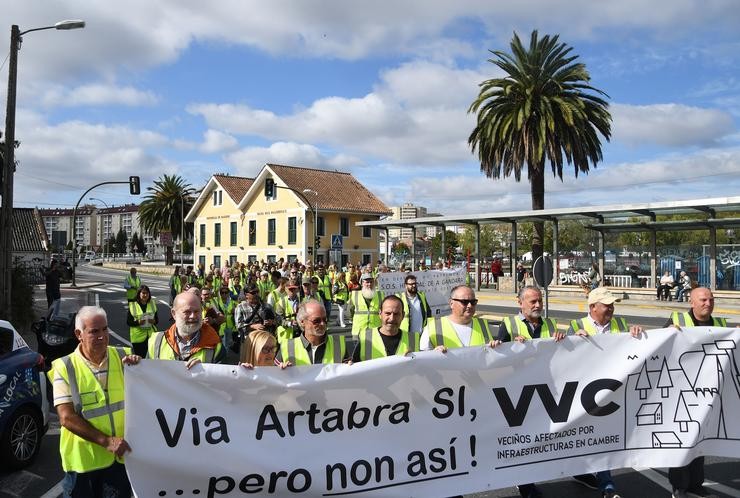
[1,264,738,498]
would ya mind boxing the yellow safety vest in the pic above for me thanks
[51,347,129,473]
[333,282,349,303]
[397,291,431,333]
[350,290,383,336]
[317,275,332,302]
[569,317,628,335]
[125,275,141,300]
[275,295,299,343]
[257,280,274,301]
[501,316,558,340]
[670,312,727,327]
[280,335,346,365]
[147,332,222,363]
[358,328,418,361]
[426,317,492,348]
[128,300,157,344]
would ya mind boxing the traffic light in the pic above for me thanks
[315,236,321,249]
[264,178,274,197]
[129,176,140,195]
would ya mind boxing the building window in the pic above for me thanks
[340,217,350,237]
[362,219,371,238]
[287,254,297,262]
[230,222,237,246]
[229,255,238,265]
[267,218,276,246]
[288,217,297,245]
[248,255,257,263]
[212,190,223,206]
[214,255,221,268]
[248,220,256,246]
[199,255,206,267]
[214,223,221,247]
[362,253,372,265]
[317,216,325,236]
[316,254,325,264]
[199,224,206,247]
[267,255,277,263]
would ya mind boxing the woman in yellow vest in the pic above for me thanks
[126,285,158,357]
[332,271,349,327]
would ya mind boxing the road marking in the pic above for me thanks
[634,467,673,493]
[92,287,114,293]
[159,299,170,307]
[108,326,132,347]
[39,479,64,498]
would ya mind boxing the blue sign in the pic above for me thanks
[331,234,343,249]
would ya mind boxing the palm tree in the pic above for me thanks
[138,174,196,265]
[468,30,611,261]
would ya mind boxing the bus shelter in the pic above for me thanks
[356,196,740,294]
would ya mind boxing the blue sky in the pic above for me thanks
[3,1,739,215]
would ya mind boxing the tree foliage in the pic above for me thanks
[138,174,196,265]
[468,30,611,261]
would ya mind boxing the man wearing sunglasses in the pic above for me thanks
[276,299,347,365]
[420,285,497,351]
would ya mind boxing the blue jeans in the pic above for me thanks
[597,470,615,493]
[63,462,131,498]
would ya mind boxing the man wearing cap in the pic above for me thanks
[567,287,643,337]
[420,285,497,351]
[234,285,277,352]
[664,287,726,498]
[276,299,347,365]
[397,274,432,335]
[566,286,642,498]
[348,273,383,336]
[257,270,274,301]
[274,279,302,343]
[301,275,324,304]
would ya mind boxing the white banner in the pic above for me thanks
[376,268,467,316]
[125,327,740,498]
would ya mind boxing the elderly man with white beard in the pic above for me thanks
[348,273,384,337]
[147,291,225,367]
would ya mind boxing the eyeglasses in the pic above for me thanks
[307,317,327,325]
[451,298,478,306]
[261,346,276,354]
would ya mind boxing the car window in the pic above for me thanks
[0,327,14,357]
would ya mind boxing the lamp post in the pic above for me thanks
[303,189,318,265]
[0,19,84,319]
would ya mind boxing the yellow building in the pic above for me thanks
[186,164,391,268]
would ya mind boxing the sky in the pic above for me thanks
[3,0,740,217]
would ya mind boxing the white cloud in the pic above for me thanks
[224,142,360,178]
[200,129,238,154]
[611,103,735,147]
[40,83,158,107]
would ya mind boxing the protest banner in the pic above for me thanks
[376,268,467,316]
[125,327,740,497]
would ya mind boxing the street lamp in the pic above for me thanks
[303,189,318,265]
[0,19,84,319]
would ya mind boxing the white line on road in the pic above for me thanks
[39,480,64,498]
[158,299,170,307]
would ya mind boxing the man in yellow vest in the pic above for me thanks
[276,299,347,365]
[567,287,643,337]
[147,291,224,367]
[274,279,301,343]
[316,265,333,320]
[565,286,642,498]
[348,273,383,336]
[420,285,497,351]
[50,306,141,497]
[664,287,726,498]
[397,274,431,335]
[123,267,141,302]
[498,286,563,343]
[352,295,418,362]
[497,286,565,498]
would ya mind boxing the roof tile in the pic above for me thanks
[214,174,254,204]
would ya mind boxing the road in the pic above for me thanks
[1,264,738,497]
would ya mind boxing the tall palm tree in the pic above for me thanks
[468,30,611,261]
[138,174,196,265]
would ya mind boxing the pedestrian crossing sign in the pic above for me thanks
[331,234,343,249]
